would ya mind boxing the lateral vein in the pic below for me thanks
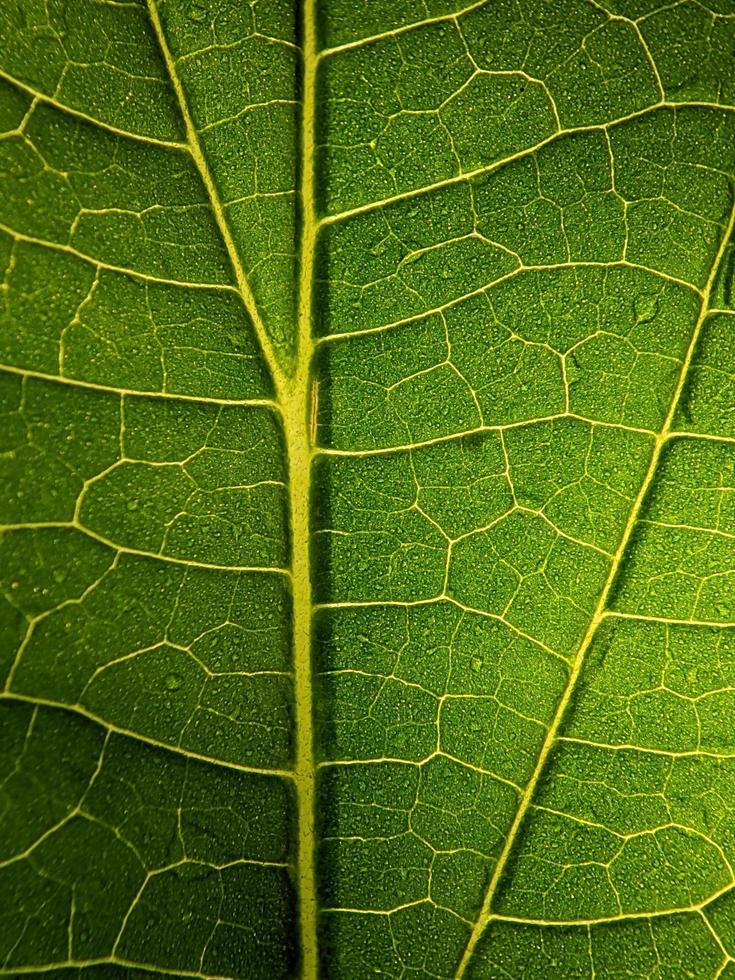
[0,66,189,150]
[0,691,294,780]
[142,12,319,978]
[144,0,284,392]
[455,189,735,976]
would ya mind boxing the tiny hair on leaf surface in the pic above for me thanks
[1,0,735,977]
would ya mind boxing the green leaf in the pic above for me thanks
[1,0,734,977]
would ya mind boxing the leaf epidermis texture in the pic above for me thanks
[1,0,735,977]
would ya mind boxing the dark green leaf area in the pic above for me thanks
[0,702,295,976]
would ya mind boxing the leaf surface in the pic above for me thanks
[1,0,735,977]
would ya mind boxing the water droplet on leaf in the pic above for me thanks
[634,293,659,324]
[165,672,183,690]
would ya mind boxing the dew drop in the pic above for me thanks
[634,293,659,324]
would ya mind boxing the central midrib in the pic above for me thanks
[147,0,321,975]
[289,0,320,974]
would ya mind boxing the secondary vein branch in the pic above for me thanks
[144,0,284,393]
[455,193,735,976]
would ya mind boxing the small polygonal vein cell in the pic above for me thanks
[2,0,735,978]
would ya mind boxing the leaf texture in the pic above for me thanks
[1,0,735,977]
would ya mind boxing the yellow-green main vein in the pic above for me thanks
[146,1,320,975]
[289,0,320,973]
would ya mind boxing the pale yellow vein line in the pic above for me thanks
[640,518,735,542]
[701,914,732,978]
[558,736,735,759]
[455,190,735,976]
[669,430,735,446]
[488,878,735,927]
[0,363,278,410]
[317,755,522,792]
[320,102,735,229]
[312,260,701,348]
[0,958,233,980]
[0,691,293,780]
[315,413,656,457]
[320,901,472,924]
[0,66,188,151]
[604,610,735,629]
[315,597,566,663]
[317,0,488,59]
[0,519,290,576]
[0,221,235,291]
[79,532,288,576]
[144,0,284,391]
[287,0,319,974]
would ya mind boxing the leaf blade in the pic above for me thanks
[2,1,735,977]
